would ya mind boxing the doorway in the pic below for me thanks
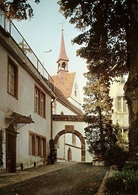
[6,125,17,173]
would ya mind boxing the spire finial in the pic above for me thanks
[60,20,65,31]
[57,20,69,72]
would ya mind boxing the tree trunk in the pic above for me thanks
[124,12,138,160]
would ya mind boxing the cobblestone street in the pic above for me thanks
[0,162,109,195]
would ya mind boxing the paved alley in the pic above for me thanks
[0,162,109,195]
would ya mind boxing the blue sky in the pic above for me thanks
[14,0,87,103]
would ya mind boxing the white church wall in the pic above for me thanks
[54,101,77,115]
[65,145,81,162]
[56,135,65,162]
[53,120,87,138]
[53,120,92,162]
[69,74,82,109]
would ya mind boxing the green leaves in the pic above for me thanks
[0,0,40,20]
[105,170,138,194]
[58,0,129,78]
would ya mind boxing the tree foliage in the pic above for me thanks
[83,66,117,160]
[58,0,138,160]
[0,0,40,20]
[58,0,131,78]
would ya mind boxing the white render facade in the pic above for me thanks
[52,98,92,162]
[110,76,129,128]
[0,14,56,173]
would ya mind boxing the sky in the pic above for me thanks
[13,0,88,104]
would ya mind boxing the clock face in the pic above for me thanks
[75,83,77,90]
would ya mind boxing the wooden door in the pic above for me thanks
[6,125,17,173]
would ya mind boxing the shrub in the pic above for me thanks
[105,170,138,195]
[123,161,138,171]
[104,145,128,170]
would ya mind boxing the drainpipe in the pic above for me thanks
[51,98,55,139]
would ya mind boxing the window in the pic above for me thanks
[117,96,127,113]
[29,134,35,155]
[120,77,125,83]
[8,59,18,98]
[41,138,46,157]
[74,83,77,97]
[40,93,45,117]
[29,132,46,157]
[61,62,66,70]
[35,88,39,113]
[36,136,40,156]
[34,86,46,118]
[72,134,76,145]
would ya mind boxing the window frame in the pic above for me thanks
[29,132,46,157]
[117,96,127,113]
[34,85,46,118]
[7,58,18,98]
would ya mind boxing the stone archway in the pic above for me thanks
[54,127,86,162]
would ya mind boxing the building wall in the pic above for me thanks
[0,32,53,171]
[69,74,82,109]
[110,76,129,127]
[53,120,92,162]
[54,101,76,115]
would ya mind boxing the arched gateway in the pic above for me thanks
[54,128,86,162]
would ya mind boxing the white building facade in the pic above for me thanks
[110,76,129,128]
[52,28,91,162]
[0,14,56,173]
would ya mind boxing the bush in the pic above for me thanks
[105,170,138,195]
[104,145,128,170]
[123,161,138,171]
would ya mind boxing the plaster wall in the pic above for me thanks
[53,120,92,162]
[0,42,52,170]
[56,135,65,161]
[65,145,81,162]
[53,120,86,138]
[110,76,129,127]
[69,73,82,109]
[54,101,76,115]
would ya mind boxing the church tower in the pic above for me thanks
[52,27,82,109]
[57,27,69,74]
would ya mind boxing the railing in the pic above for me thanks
[0,14,54,91]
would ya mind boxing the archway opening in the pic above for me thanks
[54,129,85,162]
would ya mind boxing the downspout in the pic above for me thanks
[51,98,55,139]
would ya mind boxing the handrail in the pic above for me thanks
[0,14,54,91]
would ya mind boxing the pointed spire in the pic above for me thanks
[57,28,69,63]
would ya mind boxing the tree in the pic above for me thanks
[0,0,40,20]
[58,0,138,160]
[83,66,117,161]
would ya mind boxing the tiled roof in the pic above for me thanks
[52,72,75,98]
